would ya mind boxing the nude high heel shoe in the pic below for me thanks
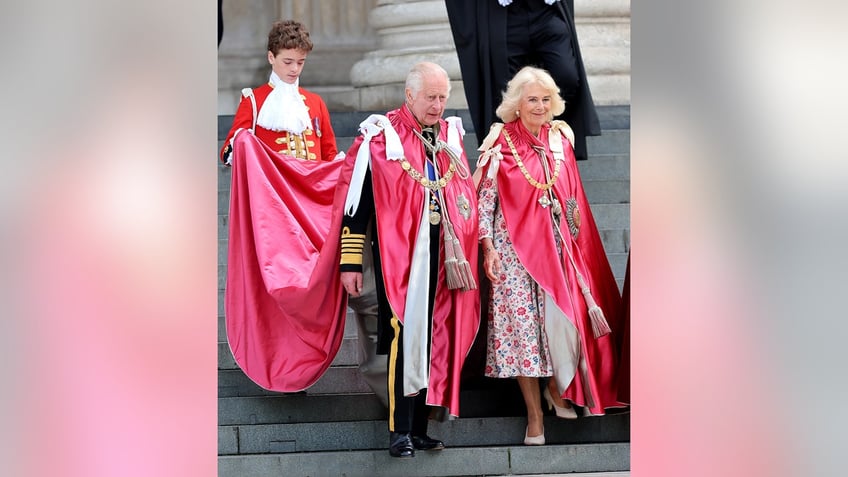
[523,426,545,446]
[543,387,578,419]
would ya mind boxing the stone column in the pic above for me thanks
[349,0,465,111]
[575,0,631,105]
[217,0,280,115]
[348,0,630,111]
[217,0,378,115]
[283,0,379,89]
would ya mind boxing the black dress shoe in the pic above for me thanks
[389,432,415,458]
[411,434,445,451]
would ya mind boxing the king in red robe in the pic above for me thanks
[340,105,481,421]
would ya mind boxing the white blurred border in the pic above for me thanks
[0,1,218,476]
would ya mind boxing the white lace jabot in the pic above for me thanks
[256,72,312,134]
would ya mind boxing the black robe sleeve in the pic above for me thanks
[340,169,375,273]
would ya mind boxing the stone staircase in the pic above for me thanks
[217,106,630,476]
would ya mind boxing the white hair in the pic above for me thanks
[405,62,451,97]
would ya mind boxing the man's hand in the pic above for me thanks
[341,271,364,297]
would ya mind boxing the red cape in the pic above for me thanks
[491,120,624,411]
[349,106,481,415]
[225,130,349,391]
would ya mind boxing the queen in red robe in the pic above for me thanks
[475,66,625,445]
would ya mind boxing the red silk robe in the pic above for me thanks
[225,130,349,391]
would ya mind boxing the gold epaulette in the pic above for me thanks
[340,226,366,266]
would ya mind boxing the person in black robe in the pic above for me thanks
[445,0,600,161]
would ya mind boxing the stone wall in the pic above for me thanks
[218,0,629,114]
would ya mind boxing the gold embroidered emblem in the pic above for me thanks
[457,194,471,220]
[565,198,580,238]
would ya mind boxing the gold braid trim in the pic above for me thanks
[340,226,366,266]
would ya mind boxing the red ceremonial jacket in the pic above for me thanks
[221,83,337,163]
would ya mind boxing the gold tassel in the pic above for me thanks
[576,272,610,338]
[442,223,462,289]
[441,218,476,292]
[419,134,477,293]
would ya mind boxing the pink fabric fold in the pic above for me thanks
[225,130,349,392]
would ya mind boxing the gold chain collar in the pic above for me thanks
[502,127,561,191]
[398,127,457,191]
[400,158,456,191]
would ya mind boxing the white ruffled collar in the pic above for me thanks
[256,72,312,134]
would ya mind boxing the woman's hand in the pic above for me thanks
[481,239,502,283]
[341,271,364,297]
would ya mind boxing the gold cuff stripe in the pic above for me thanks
[340,253,364,266]
[387,315,401,432]
[341,237,366,244]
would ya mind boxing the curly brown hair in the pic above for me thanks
[267,20,313,54]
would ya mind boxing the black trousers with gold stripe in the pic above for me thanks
[386,223,440,434]
[387,317,432,434]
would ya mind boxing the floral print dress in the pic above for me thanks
[478,176,560,378]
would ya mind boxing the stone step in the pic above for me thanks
[219,367,374,398]
[606,252,630,280]
[218,106,630,141]
[576,153,630,182]
[584,179,630,204]
[218,442,630,477]
[219,337,360,371]
[588,203,630,230]
[219,414,629,455]
[219,394,388,427]
[598,228,631,255]
[219,363,629,422]
[217,376,550,426]
[219,366,526,400]
[586,129,630,156]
